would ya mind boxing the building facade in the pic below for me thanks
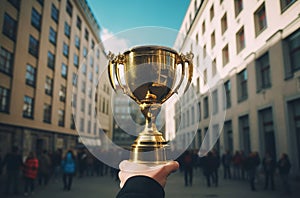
[170,0,300,174]
[0,0,111,156]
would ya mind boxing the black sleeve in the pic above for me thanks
[116,176,165,198]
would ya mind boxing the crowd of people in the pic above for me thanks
[178,149,292,196]
[0,146,118,196]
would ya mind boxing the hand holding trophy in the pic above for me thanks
[108,45,194,165]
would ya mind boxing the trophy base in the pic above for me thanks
[129,132,169,164]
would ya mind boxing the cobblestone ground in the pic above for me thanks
[1,170,299,198]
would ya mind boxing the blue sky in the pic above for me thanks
[88,0,190,50]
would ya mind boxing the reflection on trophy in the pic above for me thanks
[108,45,193,164]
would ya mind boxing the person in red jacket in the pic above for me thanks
[23,151,39,196]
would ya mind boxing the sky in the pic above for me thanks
[88,0,190,52]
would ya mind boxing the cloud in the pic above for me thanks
[100,28,130,54]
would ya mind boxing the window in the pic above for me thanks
[196,77,200,93]
[256,52,271,91]
[70,116,75,129]
[28,35,40,57]
[72,73,77,86]
[0,47,13,75]
[96,49,100,58]
[64,22,70,38]
[3,13,17,41]
[81,81,86,93]
[8,0,21,10]
[204,96,209,118]
[239,115,251,155]
[203,96,209,118]
[224,120,233,152]
[236,26,245,53]
[43,104,51,123]
[45,76,53,95]
[222,44,229,66]
[91,40,95,49]
[202,20,206,35]
[81,64,87,75]
[72,93,77,107]
[31,8,41,30]
[59,85,66,102]
[37,0,44,6]
[259,107,276,156]
[76,16,82,30]
[88,104,92,115]
[81,98,85,112]
[237,69,248,102]
[83,47,87,57]
[203,45,207,58]
[197,102,201,121]
[51,4,59,23]
[49,27,57,45]
[84,28,89,40]
[254,3,267,36]
[66,0,73,17]
[212,59,216,77]
[234,0,243,17]
[23,96,34,118]
[80,118,84,132]
[75,35,80,49]
[191,106,195,125]
[287,98,300,167]
[210,4,214,21]
[25,64,36,87]
[47,51,55,69]
[284,29,300,78]
[211,31,215,48]
[203,69,207,85]
[0,86,10,113]
[90,57,94,67]
[280,0,297,12]
[63,43,69,57]
[224,80,231,109]
[58,109,65,126]
[212,89,218,114]
[73,54,79,67]
[88,72,93,82]
[61,63,67,78]
[221,13,228,35]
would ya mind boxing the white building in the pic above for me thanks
[169,0,300,174]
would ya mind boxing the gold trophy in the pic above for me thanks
[108,45,193,164]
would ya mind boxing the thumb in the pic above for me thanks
[163,161,179,174]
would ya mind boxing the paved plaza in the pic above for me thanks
[2,169,299,198]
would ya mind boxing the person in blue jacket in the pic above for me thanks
[61,150,76,191]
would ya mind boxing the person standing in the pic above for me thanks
[246,152,260,191]
[277,153,291,195]
[2,146,23,195]
[38,150,51,186]
[182,150,193,186]
[61,150,76,191]
[211,149,220,187]
[202,151,214,187]
[262,152,276,190]
[222,150,232,179]
[23,152,39,196]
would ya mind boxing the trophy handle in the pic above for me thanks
[173,52,194,94]
[107,52,140,104]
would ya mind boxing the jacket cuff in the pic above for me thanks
[116,176,165,198]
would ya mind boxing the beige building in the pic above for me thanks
[170,0,300,174]
[0,0,111,155]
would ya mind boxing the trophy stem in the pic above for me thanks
[129,103,169,164]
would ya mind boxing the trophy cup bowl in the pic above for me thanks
[108,45,193,164]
